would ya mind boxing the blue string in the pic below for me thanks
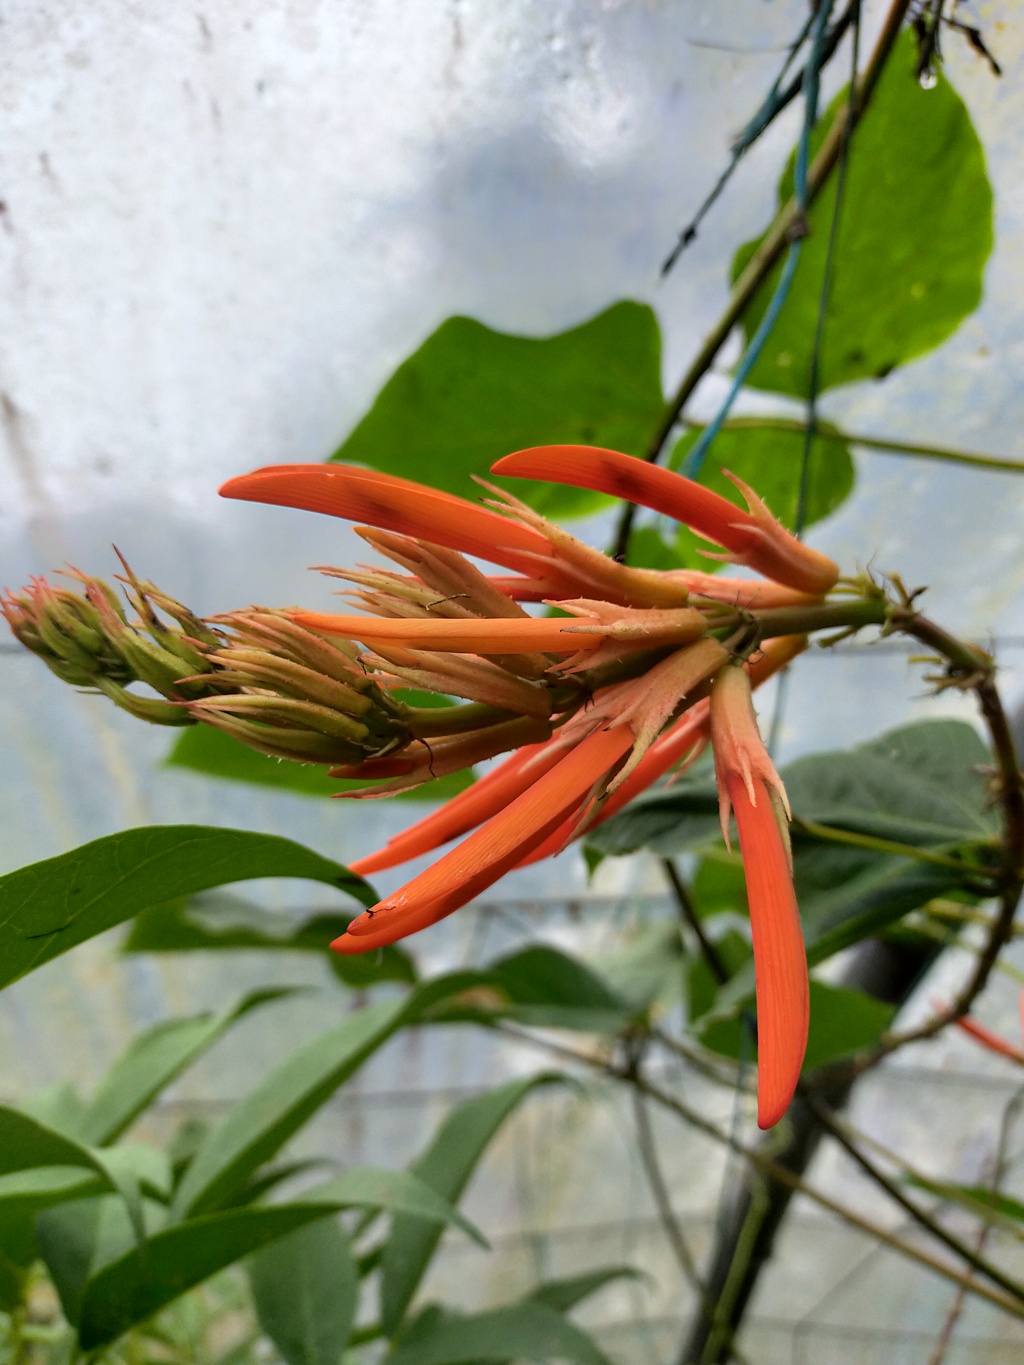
[683,0,835,480]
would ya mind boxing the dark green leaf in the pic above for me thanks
[331,302,665,519]
[124,895,417,986]
[248,1219,358,1365]
[166,725,473,801]
[0,826,373,991]
[77,991,293,1147]
[0,1246,20,1311]
[380,1076,561,1333]
[384,1301,614,1365]
[77,1170,480,1350]
[733,30,993,395]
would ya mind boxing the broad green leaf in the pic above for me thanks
[590,721,994,860]
[124,895,417,988]
[733,30,993,395]
[167,725,473,802]
[0,826,373,990]
[331,302,665,519]
[384,1301,614,1365]
[784,720,997,845]
[380,1075,560,1333]
[77,990,293,1147]
[172,998,409,1218]
[77,1170,481,1349]
[248,1219,359,1365]
[625,421,853,572]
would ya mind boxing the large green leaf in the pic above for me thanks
[0,827,373,991]
[384,1301,614,1365]
[733,30,993,395]
[331,302,665,518]
[77,1169,481,1350]
[627,421,853,572]
[76,990,294,1147]
[248,1219,359,1365]
[380,1075,561,1333]
[166,725,473,802]
[123,894,417,989]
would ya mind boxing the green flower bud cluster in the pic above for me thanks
[2,566,412,765]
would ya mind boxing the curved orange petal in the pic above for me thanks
[728,773,809,1129]
[331,723,634,953]
[493,446,758,555]
[220,464,550,575]
[349,737,565,874]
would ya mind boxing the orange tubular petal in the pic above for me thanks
[348,737,566,874]
[219,464,551,575]
[728,773,809,1129]
[290,611,602,655]
[493,446,758,556]
[331,723,635,954]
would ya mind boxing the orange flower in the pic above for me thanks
[710,664,808,1129]
[946,993,1024,1065]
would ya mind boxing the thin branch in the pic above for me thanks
[927,1086,1024,1364]
[661,856,731,986]
[804,1095,1024,1306]
[492,1022,1024,1321]
[717,416,1024,476]
[611,0,916,559]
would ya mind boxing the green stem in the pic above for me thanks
[720,416,1024,476]
[791,816,993,876]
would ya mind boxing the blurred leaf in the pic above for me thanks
[172,998,410,1219]
[686,930,753,1025]
[589,923,684,1012]
[172,974,486,1219]
[528,1265,647,1313]
[697,980,894,1073]
[733,30,993,395]
[331,302,664,519]
[0,1248,19,1311]
[0,826,373,991]
[491,945,633,1030]
[37,1193,167,1327]
[124,894,417,987]
[0,1106,114,1184]
[384,1301,614,1365]
[906,1178,1024,1240]
[380,1075,561,1333]
[77,990,293,1147]
[77,1171,481,1349]
[167,725,473,801]
[691,860,748,920]
[248,1219,358,1365]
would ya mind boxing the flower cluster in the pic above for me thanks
[5,444,840,1128]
